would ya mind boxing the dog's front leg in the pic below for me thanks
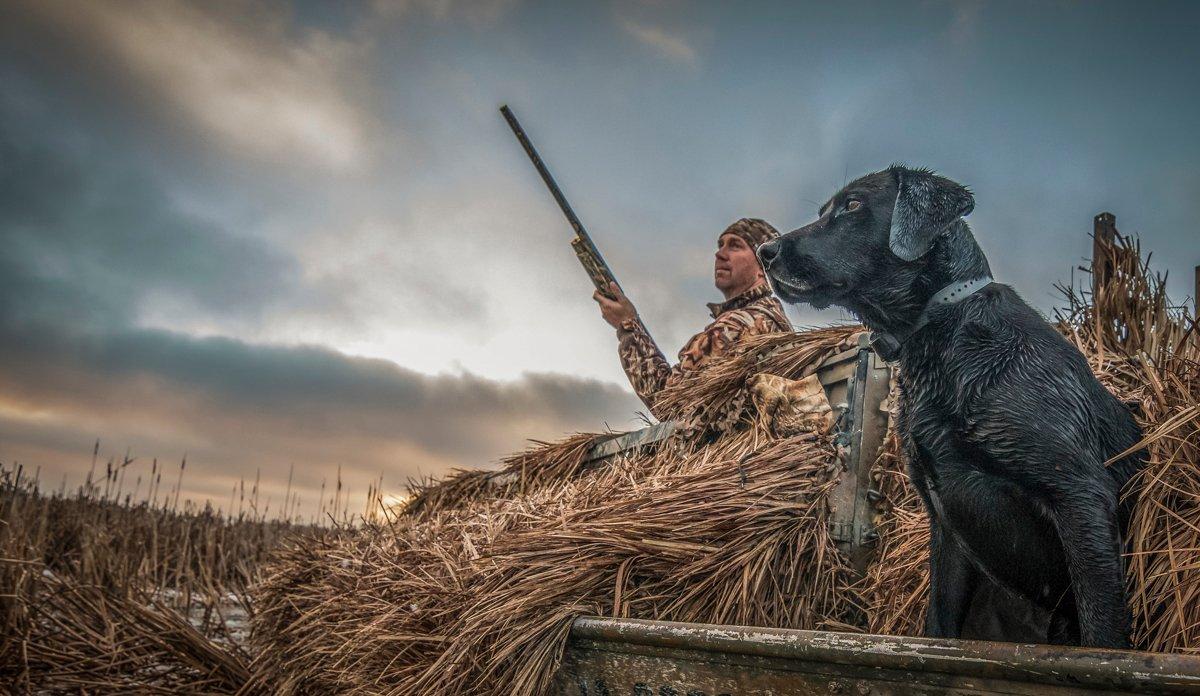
[1050,483,1131,648]
[925,513,977,638]
[908,446,978,638]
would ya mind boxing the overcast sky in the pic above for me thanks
[2,0,1196,516]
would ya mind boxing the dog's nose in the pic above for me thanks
[757,240,780,268]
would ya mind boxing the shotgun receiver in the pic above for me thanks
[500,105,623,301]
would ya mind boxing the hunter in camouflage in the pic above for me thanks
[594,218,792,418]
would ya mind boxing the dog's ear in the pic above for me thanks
[888,168,975,261]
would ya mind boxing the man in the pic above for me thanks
[594,218,792,418]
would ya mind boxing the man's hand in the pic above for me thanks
[593,282,638,330]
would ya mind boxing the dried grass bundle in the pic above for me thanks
[250,428,857,695]
[862,231,1199,654]
[248,329,859,695]
[413,431,857,695]
[653,326,861,430]
[246,511,505,695]
[17,572,252,695]
[860,430,927,638]
[401,433,610,521]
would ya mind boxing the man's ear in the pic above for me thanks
[888,167,975,261]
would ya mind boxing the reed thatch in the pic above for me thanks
[400,433,601,522]
[861,231,1200,654]
[398,327,861,522]
[247,328,862,695]
[1063,234,1200,654]
[653,326,860,430]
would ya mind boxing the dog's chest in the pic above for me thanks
[896,353,984,467]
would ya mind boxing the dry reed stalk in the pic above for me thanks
[1067,233,1199,654]
[0,459,312,692]
[859,430,929,637]
[429,432,856,695]
[19,572,253,695]
[246,490,499,694]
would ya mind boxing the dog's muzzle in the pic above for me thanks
[756,239,781,271]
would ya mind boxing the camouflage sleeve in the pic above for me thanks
[618,300,790,418]
[616,318,673,414]
[673,308,781,376]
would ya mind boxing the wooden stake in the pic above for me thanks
[1194,264,1199,318]
[1093,212,1117,294]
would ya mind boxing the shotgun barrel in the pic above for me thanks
[500,105,623,300]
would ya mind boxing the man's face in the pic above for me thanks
[714,233,764,297]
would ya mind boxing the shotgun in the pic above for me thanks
[500,105,625,301]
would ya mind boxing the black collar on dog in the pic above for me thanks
[869,276,995,362]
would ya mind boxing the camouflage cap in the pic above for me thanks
[720,218,779,251]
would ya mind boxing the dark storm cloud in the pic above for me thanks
[0,318,642,508]
[0,41,490,336]
[3,322,636,461]
[0,90,300,330]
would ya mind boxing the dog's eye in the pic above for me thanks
[833,200,861,217]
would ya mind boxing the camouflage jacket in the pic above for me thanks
[617,283,792,418]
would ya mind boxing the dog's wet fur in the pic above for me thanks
[758,165,1144,648]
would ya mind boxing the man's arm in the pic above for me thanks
[595,283,673,415]
[617,320,673,414]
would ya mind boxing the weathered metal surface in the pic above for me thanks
[553,617,1200,695]
[822,334,891,574]
[585,421,678,464]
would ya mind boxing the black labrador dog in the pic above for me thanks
[757,165,1143,648]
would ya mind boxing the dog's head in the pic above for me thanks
[758,165,988,326]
